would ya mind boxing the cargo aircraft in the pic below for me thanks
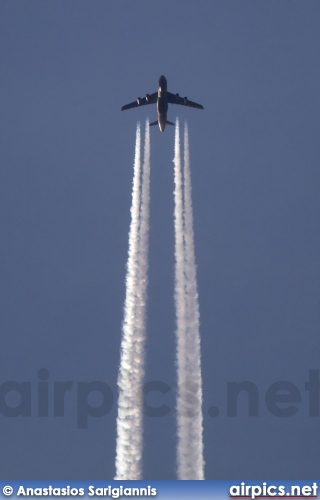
[121,75,204,132]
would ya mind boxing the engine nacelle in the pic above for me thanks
[137,97,141,105]
[175,93,180,101]
[146,93,150,102]
[184,97,188,104]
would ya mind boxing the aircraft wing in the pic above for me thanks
[121,92,157,111]
[167,91,204,110]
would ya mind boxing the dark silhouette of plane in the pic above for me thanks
[121,75,204,132]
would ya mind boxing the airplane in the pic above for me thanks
[121,75,204,132]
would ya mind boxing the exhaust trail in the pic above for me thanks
[182,122,204,479]
[174,120,204,479]
[115,120,150,480]
[173,119,188,435]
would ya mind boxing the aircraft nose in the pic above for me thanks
[159,75,167,87]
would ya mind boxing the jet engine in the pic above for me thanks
[146,93,150,102]
[184,97,188,104]
[137,97,141,105]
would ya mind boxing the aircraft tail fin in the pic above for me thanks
[166,120,175,126]
[149,120,158,127]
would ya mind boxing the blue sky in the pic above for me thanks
[1,0,320,479]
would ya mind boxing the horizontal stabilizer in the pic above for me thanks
[166,120,175,126]
[149,120,158,127]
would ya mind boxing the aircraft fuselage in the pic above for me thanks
[157,75,169,132]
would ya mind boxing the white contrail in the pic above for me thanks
[115,121,150,480]
[182,122,204,479]
[174,119,190,478]
[173,119,188,418]
[174,120,204,479]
